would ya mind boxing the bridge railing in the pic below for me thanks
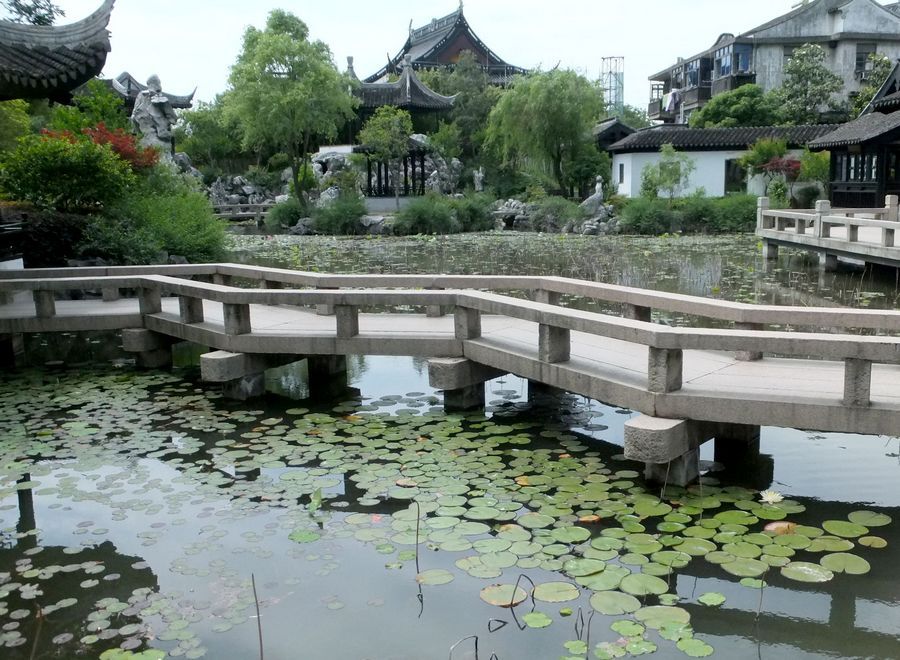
[758,195,900,247]
[212,202,276,223]
[4,262,900,333]
[2,272,899,410]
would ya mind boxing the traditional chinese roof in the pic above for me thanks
[593,118,636,151]
[863,61,900,114]
[353,57,455,112]
[0,0,114,103]
[106,72,195,112]
[808,111,900,148]
[364,4,525,85]
[609,124,840,153]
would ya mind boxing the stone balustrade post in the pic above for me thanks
[534,289,560,306]
[843,358,872,407]
[212,273,232,287]
[101,287,120,302]
[886,194,899,222]
[223,303,251,335]
[454,306,481,340]
[815,199,832,238]
[539,324,570,363]
[33,290,55,318]
[138,286,162,315]
[756,197,770,231]
[317,287,337,316]
[425,287,445,318]
[847,223,859,242]
[335,304,359,339]
[883,226,895,248]
[648,347,683,393]
[179,296,204,324]
[735,322,764,361]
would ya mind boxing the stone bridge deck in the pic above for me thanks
[2,263,900,482]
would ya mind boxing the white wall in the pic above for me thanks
[612,148,807,199]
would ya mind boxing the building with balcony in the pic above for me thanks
[648,0,900,123]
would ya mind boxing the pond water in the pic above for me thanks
[1,233,898,660]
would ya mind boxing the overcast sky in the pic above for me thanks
[36,1,885,109]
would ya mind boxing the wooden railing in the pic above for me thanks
[4,265,900,410]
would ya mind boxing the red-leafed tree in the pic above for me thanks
[83,123,159,172]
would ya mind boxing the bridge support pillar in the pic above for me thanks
[624,415,708,486]
[0,333,24,369]
[713,423,761,465]
[819,252,838,271]
[762,240,778,261]
[223,373,266,401]
[443,384,485,412]
[428,357,501,412]
[122,329,173,369]
[527,380,566,405]
[307,355,349,399]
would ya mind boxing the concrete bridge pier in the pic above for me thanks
[307,355,349,400]
[820,252,839,271]
[762,240,778,261]
[0,332,24,369]
[713,423,761,466]
[199,352,350,401]
[428,357,504,412]
[122,329,174,369]
[527,380,567,406]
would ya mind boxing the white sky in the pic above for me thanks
[36,1,884,109]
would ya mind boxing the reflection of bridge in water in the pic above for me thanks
[3,262,900,486]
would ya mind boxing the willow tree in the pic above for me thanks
[224,10,356,205]
[485,69,603,191]
[358,106,413,211]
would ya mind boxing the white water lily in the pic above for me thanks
[759,489,784,504]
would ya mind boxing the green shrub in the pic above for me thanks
[527,195,585,232]
[0,133,134,212]
[712,194,757,232]
[312,194,366,235]
[677,194,717,233]
[793,185,821,209]
[79,168,226,264]
[393,194,459,235]
[450,193,495,232]
[768,180,789,209]
[619,197,679,234]
[267,152,291,171]
[267,198,304,231]
[245,164,283,191]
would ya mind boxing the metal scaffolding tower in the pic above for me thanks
[600,56,625,117]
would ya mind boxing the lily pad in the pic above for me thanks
[859,536,887,549]
[533,581,580,603]
[847,510,891,527]
[563,558,606,577]
[822,520,868,538]
[589,590,641,615]
[697,592,726,607]
[619,572,669,596]
[819,552,870,575]
[415,569,454,586]
[780,561,834,583]
[677,638,714,657]
[522,611,552,628]
[634,605,691,629]
[479,583,528,607]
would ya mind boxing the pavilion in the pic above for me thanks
[0,0,114,103]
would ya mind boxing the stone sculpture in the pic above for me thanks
[130,74,177,153]
[474,166,485,192]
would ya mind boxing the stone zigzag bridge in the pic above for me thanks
[3,263,900,485]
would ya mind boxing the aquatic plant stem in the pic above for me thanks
[27,606,43,660]
[251,573,264,660]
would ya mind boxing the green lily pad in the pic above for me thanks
[819,552,870,575]
[479,583,528,607]
[522,611,552,628]
[780,561,834,583]
[533,581,580,603]
[593,642,627,659]
[415,569,454,585]
[697,592,726,607]
[859,536,887,549]
[619,573,668,596]
[677,638,714,657]
[611,619,644,636]
[518,513,554,529]
[288,529,321,544]
[847,510,891,527]
[807,536,854,553]
[563,558,606,577]
[634,605,691,629]
[590,590,641,615]
[625,639,657,655]
[721,558,768,578]
[822,520,868,538]
[552,526,591,544]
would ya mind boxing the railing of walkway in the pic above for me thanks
[758,195,900,247]
[4,264,900,409]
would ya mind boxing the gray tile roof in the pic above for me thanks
[609,124,840,152]
[0,0,113,102]
[357,66,455,111]
[808,111,900,148]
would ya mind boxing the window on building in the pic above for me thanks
[783,45,796,66]
[686,60,700,88]
[835,153,847,182]
[856,43,877,72]
[618,163,625,185]
[724,159,745,194]
[714,46,732,79]
[734,44,752,73]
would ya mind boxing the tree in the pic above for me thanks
[642,143,696,202]
[851,53,894,117]
[48,79,129,133]
[619,105,652,129]
[1,0,63,25]
[176,98,246,173]
[0,100,30,152]
[358,106,413,211]
[223,10,356,206]
[775,44,844,124]
[689,84,782,128]
[485,69,603,191]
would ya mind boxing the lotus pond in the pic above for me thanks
[1,232,898,659]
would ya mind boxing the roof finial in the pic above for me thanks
[459,0,464,11]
